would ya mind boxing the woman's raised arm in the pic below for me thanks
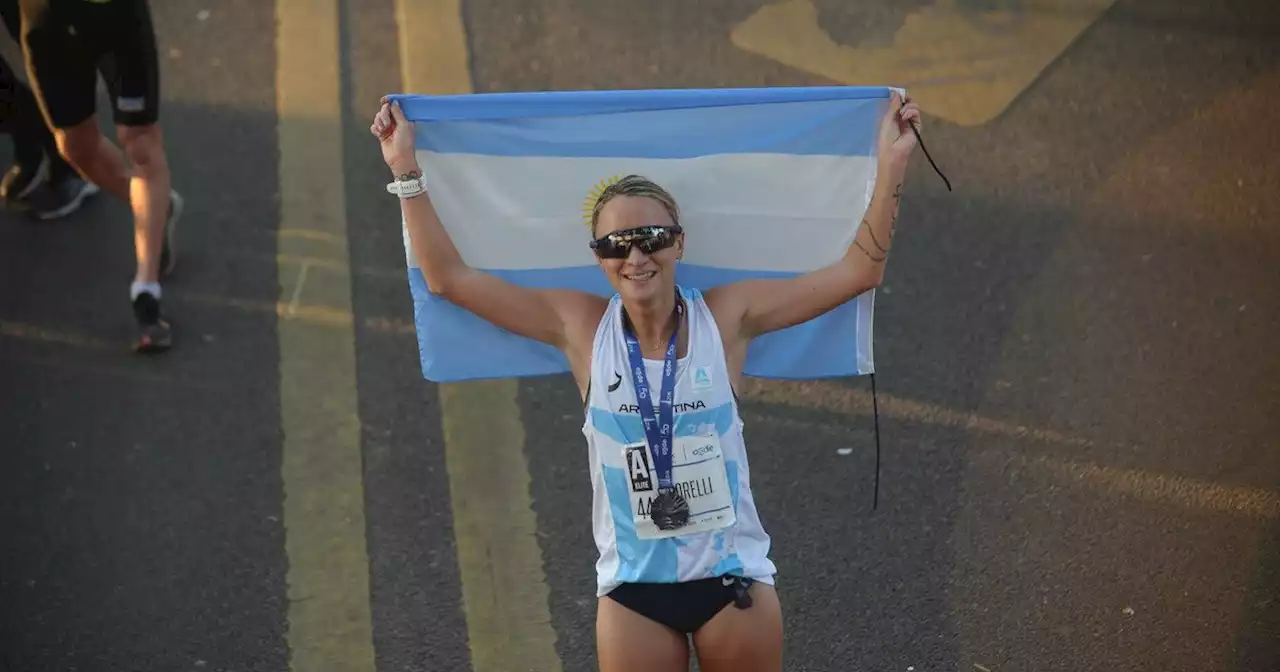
[373,99,606,352]
[705,91,921,346]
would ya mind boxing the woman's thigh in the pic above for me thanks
[596,596,690,672]
[691,582,784,672]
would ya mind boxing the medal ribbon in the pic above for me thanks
[622,297,683,492]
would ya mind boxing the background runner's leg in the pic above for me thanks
[104,0,175,283]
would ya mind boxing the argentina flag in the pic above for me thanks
[388,86,896,383]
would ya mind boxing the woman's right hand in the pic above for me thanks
[371,96,419,174]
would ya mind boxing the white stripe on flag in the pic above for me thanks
[412,152,878,273]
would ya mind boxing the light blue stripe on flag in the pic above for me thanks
[393,86,889,383]
[389,86,887,158]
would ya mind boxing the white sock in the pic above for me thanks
[130,281,162,301]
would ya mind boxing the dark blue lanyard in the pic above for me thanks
[622,300,683,491]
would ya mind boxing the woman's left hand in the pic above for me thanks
[878,90,921,170]
[372,96,418,174]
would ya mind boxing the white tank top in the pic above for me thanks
[581,285,777,597]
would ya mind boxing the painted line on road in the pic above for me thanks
[2,292,416,359]
[730,0,1117,126]
[190,249,410,281]
[395,1,563,670]
[741,379,1280,518]
[987,452,1280,520]
[739,378,1093,448]
[276,2,376,672]
[0,320,115,350]
[180,291,416,334]
[0,351,221,388]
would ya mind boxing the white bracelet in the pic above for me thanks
[386,174,427,199]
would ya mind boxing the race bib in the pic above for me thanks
[623,434,736,540]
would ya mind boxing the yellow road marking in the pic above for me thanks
[0,320,115,350]
[397,0,472,95]
[738,382,1280,519]
[730,0,1117,126]
[1021,453,1280,520]
[276,2,376,671]
[395,1,563,670]
[739,378,1093,449]
[1,291,416,343]
[0,351,222,388]
[181,291,416,333]
[181,287,405,330]
[192,249,409,280]
[279,228,349,245]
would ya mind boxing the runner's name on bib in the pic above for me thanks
[623,434,736,540]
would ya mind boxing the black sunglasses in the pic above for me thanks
[589,224,683,260]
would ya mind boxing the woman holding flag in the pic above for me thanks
[372,90,921,671]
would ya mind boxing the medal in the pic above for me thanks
[650,489,690,530]
[621,291,687,531]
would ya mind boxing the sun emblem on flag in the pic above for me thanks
[582,174,623,227]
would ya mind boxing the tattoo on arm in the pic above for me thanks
[863,218,889,254]
[853,238,887,263]
[854,181,903,261]
[889,183,902,240]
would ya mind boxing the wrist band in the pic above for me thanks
[387,174,427,199]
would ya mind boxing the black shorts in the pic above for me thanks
[18,0,160,129]
[606,575,756,635]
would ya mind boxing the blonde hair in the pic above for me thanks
[589,174,680,237]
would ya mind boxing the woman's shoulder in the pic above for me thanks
[681,285,727,330]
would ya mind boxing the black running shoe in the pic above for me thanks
[34,174,100,220]
[0,153,50,204]
[132,291,173,354]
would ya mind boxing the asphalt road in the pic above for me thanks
[2,1,1278,671]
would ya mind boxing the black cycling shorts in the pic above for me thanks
[18,0,160,129]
